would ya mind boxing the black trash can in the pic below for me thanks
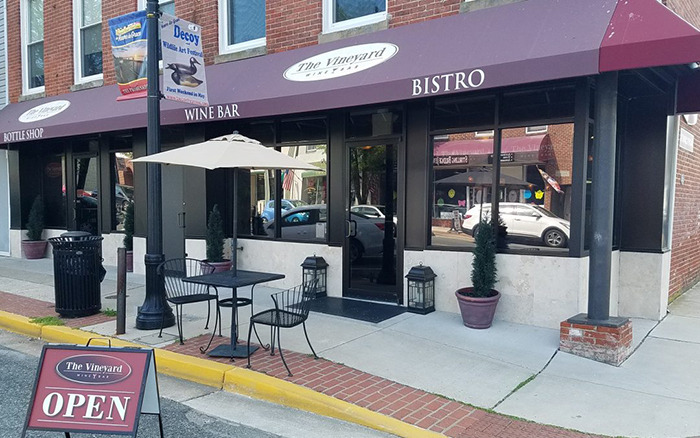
[49,232,104,318]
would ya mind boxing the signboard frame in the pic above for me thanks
[22,344,163,438]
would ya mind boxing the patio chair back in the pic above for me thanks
[270,279,318,327]
[158,258,215,301]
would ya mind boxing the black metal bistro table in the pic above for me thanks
[183,270,284,359]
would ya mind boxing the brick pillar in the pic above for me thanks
[560,315,633,366]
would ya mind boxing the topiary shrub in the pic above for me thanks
[26,196,44,241]
[206,204,225,263]
[123,202,134,251]
[470,219,497,297]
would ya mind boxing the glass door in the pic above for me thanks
[74,155,100,235]
[345,142,399,302]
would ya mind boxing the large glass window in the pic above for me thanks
[429,86,576,254]
[324,0,387,33]
[431,132,494,249]
[23,0,44,92]
[498,125,573,253]
[220,0,266,53]
[42,155,66,228]
[74,0,102,81]
[112,152,134,231]
[242,118,328,242]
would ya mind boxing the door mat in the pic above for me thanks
[307,297,406,323]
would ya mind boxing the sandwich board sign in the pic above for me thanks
[22,344,163,437]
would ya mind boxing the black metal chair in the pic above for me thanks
[157,258,221,345]
[246,280,318,376]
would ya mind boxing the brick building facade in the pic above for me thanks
[2,0,700,337]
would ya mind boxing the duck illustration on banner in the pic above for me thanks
[537,167,564,194]
[160,14,209,106]
[166,58,204,87]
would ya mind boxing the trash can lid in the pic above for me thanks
[60,231,93,240]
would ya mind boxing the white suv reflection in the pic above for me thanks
[462,203,570,248]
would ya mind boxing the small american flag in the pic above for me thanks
[282,169,295,191]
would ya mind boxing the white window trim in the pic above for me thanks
[20,0,44,95]
[218,0,266,55]
[137,0,175,11]
[73,0,103,84]
[322,0,387,34]
[525,125,548,135]
[475,130,495,138]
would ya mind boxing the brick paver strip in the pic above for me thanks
[165,333,603,438]
[0,290,115,328]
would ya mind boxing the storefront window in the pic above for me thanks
[112,152,134,231]
[74,156,99,235]
[498,124,573,253]
[243,118,328,242]
[430,132,494,249]
[42,155,66,228]
[432,95,495,131]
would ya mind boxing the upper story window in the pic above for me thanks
[74,0,103,83]
[323,0,387,34]
[21,0,44,94]
[219,0,266,54]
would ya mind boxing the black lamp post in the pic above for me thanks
[136,0,175,330]
[405,263,436,314]
[301,255,328,298]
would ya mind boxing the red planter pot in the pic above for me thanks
[455,287,501,329]
[126,251,133,272]
[204,260,232,273]
[22,240,48,260]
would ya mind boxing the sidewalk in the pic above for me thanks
[1,256,699,437]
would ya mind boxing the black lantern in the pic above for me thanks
[301,255,328,298]
[405,263,436,314]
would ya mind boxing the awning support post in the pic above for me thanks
[587,71,618,322]
[137,0,175,330]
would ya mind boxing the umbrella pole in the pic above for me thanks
[231,168,238,275]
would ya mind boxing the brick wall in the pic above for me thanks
[669,119,700,297]
[664,0,700,297]
[387,0,461,28]
[6,0,471,102]
[7,0,20,103]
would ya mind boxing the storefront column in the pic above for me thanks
[559,72,632,366]
[588,71,619,321]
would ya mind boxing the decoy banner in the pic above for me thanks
[109,11,149,100]
[160,14,209,107]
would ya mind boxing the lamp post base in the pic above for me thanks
[136,253,175,330]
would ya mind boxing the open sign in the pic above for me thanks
[23,345,162,437]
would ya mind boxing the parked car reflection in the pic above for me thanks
[261,199,308,223]
[266,205,384,261]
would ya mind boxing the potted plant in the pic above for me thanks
[455,218,500,329]
[23,195,47,259]
[205,204,231,273]
[123,202,134,272]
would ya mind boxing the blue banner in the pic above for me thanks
[109,11,148,99]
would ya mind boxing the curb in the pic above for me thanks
[0,311,440,438]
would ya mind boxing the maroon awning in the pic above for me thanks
[1,0,699,144]
[434,134,552,162]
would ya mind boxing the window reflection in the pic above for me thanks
[430,124,573,252]
[498,125,572,252]
[42,154,66,228]
[431,132,494,248]
[112,152,134,231]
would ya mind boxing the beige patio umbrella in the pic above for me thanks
[132,132,320,272]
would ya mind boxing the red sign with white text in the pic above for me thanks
[25,346,151,435]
